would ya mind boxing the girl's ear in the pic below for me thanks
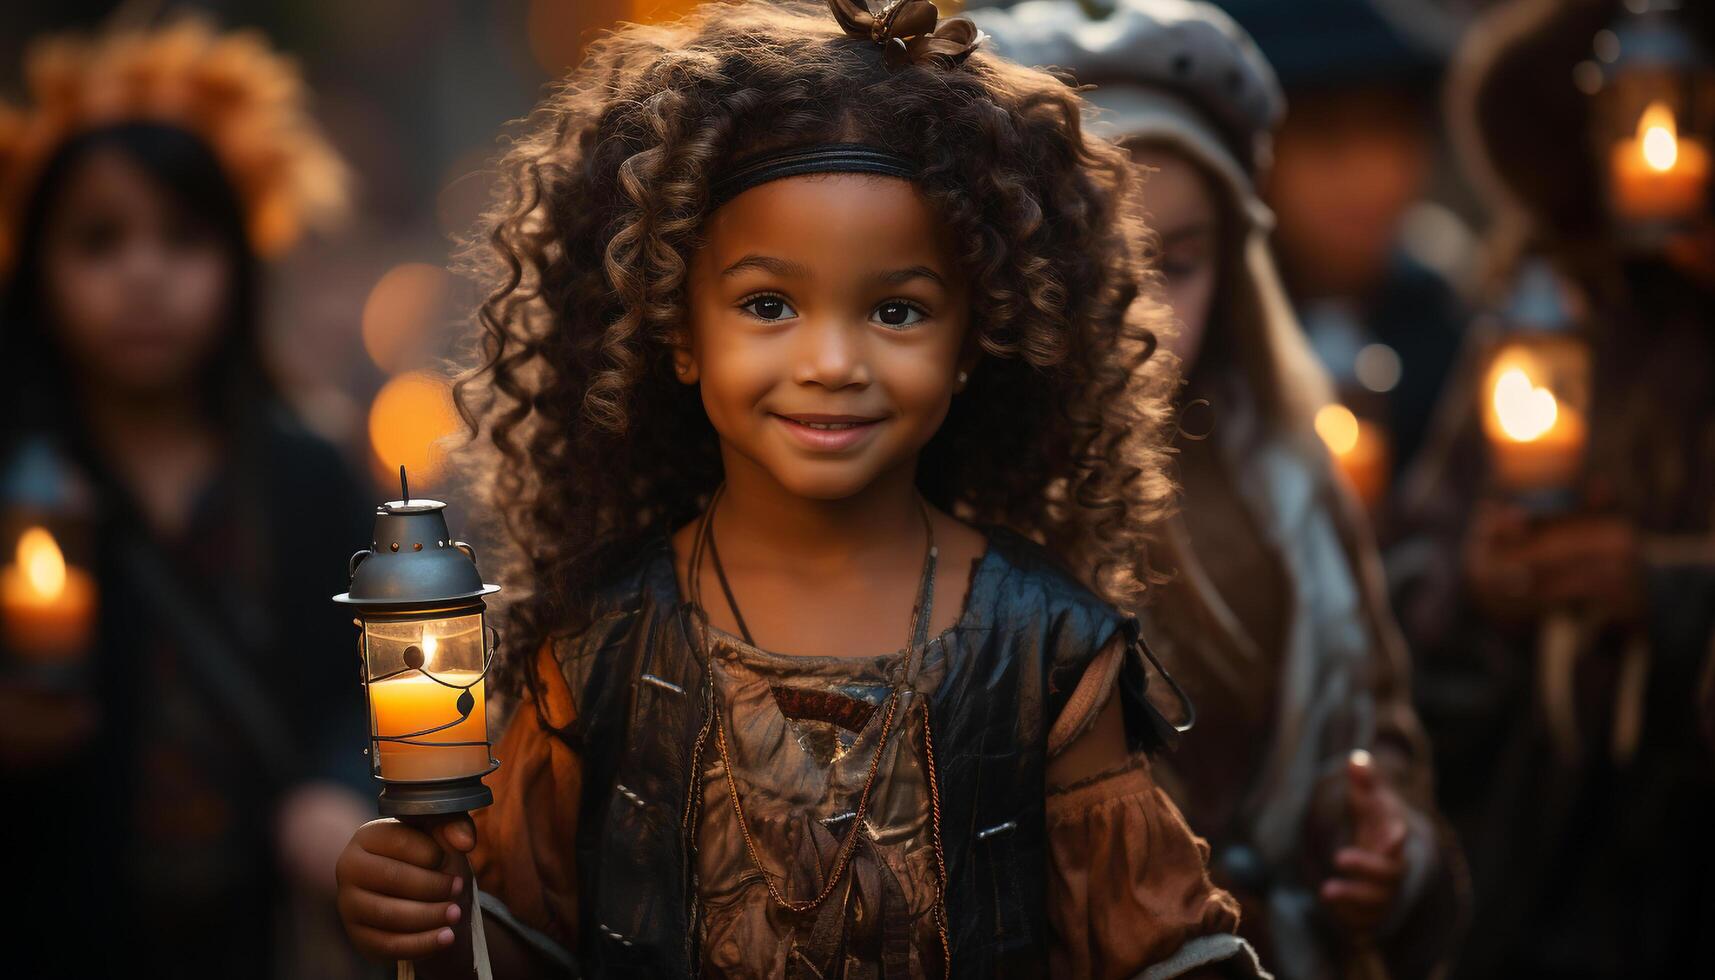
[954,345,980,393]
[671,343,700,385]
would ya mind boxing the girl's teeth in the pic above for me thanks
[801,421,861,430]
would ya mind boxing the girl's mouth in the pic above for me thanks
[770,413,886,452]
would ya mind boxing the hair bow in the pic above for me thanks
[828,0,986,69]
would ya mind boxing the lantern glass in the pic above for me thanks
[363,609,492,783]
[1480,336,1592,494]
[1591,12,1715,227]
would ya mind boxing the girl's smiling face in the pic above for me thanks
[681,173,972,500]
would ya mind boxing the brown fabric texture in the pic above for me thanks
[695,625,949,978]
[469,642,583,958]
[471,633,1247,977]
[1046,755,1243,980]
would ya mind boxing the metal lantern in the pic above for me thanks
[1476,262,1592,501]
[0,435,97,677]
[335,469,501,816]
[1583,0,1715,238]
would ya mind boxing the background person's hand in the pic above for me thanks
[1464,502,1644,628]
[1319,750,1409,937]
[334,814,474,962]
[1508,513,1644,625]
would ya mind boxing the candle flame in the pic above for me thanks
[1492,368,1559,442]
[421,630,439,670]
[16,527,67,600]
[1639,101,1680,173]
[1314,404,1362,457]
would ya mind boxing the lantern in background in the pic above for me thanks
[1585,0,1715,238]
[0,436,96,675]
[1480,334,1591,498]
[1315,403,1390,513]
[335,468,501,816]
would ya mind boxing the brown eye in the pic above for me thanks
[873,300,925,329]
[740,294,796,321]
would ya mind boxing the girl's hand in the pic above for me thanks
[335,815,475,962]
[1318,751,1408,937]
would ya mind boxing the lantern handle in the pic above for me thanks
[454,540,479,566]
[348,548,372,581]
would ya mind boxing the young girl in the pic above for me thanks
[336,2,1264,976]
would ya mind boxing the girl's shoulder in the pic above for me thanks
[975,525,1125,624]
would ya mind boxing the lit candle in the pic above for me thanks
[1315,404,1390,512]
[0,526,95,661]
[370,658,489,782]
[1609,101,1710,221]
[1484,363,1587,492]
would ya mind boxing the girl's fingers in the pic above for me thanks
[356,819,446,869]
[339,886,461,933]
[430,814,478,854]
[345,922,456,961]
[340,849,458,902]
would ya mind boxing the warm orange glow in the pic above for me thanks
[422,628,440,670]
[1316,404,1389,510]
[368,372,461,483]
[1639,101,1680,173]
[1492,368,1560,443]
[2,526,95,660]
[370,669,489,781]
[1481,345,1588,492]
[629,0,710,22]
[361,263,452,374]
[16,527,67,601]
[1315,404,1361,457]
[1610,100,1709,220]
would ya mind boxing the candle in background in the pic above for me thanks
[1,526,95,661]
[1315,404,1390,512]
[369,626,489,781]
[1483,351,1589,492]
[1609,100,1710,221]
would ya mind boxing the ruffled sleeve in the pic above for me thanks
[1048,756,1264,979]
[1046,637,1268,979]
[469,641,583,966]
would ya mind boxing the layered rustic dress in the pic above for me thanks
[469,528,1264,978]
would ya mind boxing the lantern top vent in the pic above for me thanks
[333,467,499,607]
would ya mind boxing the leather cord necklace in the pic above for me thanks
[686,484,951,974]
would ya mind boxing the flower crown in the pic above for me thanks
[0,16,350,273]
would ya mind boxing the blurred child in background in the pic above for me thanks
[972,2,1466,977]
[0,18,376,978]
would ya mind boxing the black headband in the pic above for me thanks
[709,143,916,208]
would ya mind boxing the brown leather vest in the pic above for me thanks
[542,528,1169,977]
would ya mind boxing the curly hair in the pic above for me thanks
[455,0,1178,697]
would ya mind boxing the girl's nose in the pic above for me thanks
[792,317,871,389]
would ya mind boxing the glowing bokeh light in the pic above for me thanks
[1491,368,1559,443]
[1639,102,1680,173]
[368,372,462,484]
[1314,404,1361,457]
[362,263,453,374]
[17,527,66,600]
